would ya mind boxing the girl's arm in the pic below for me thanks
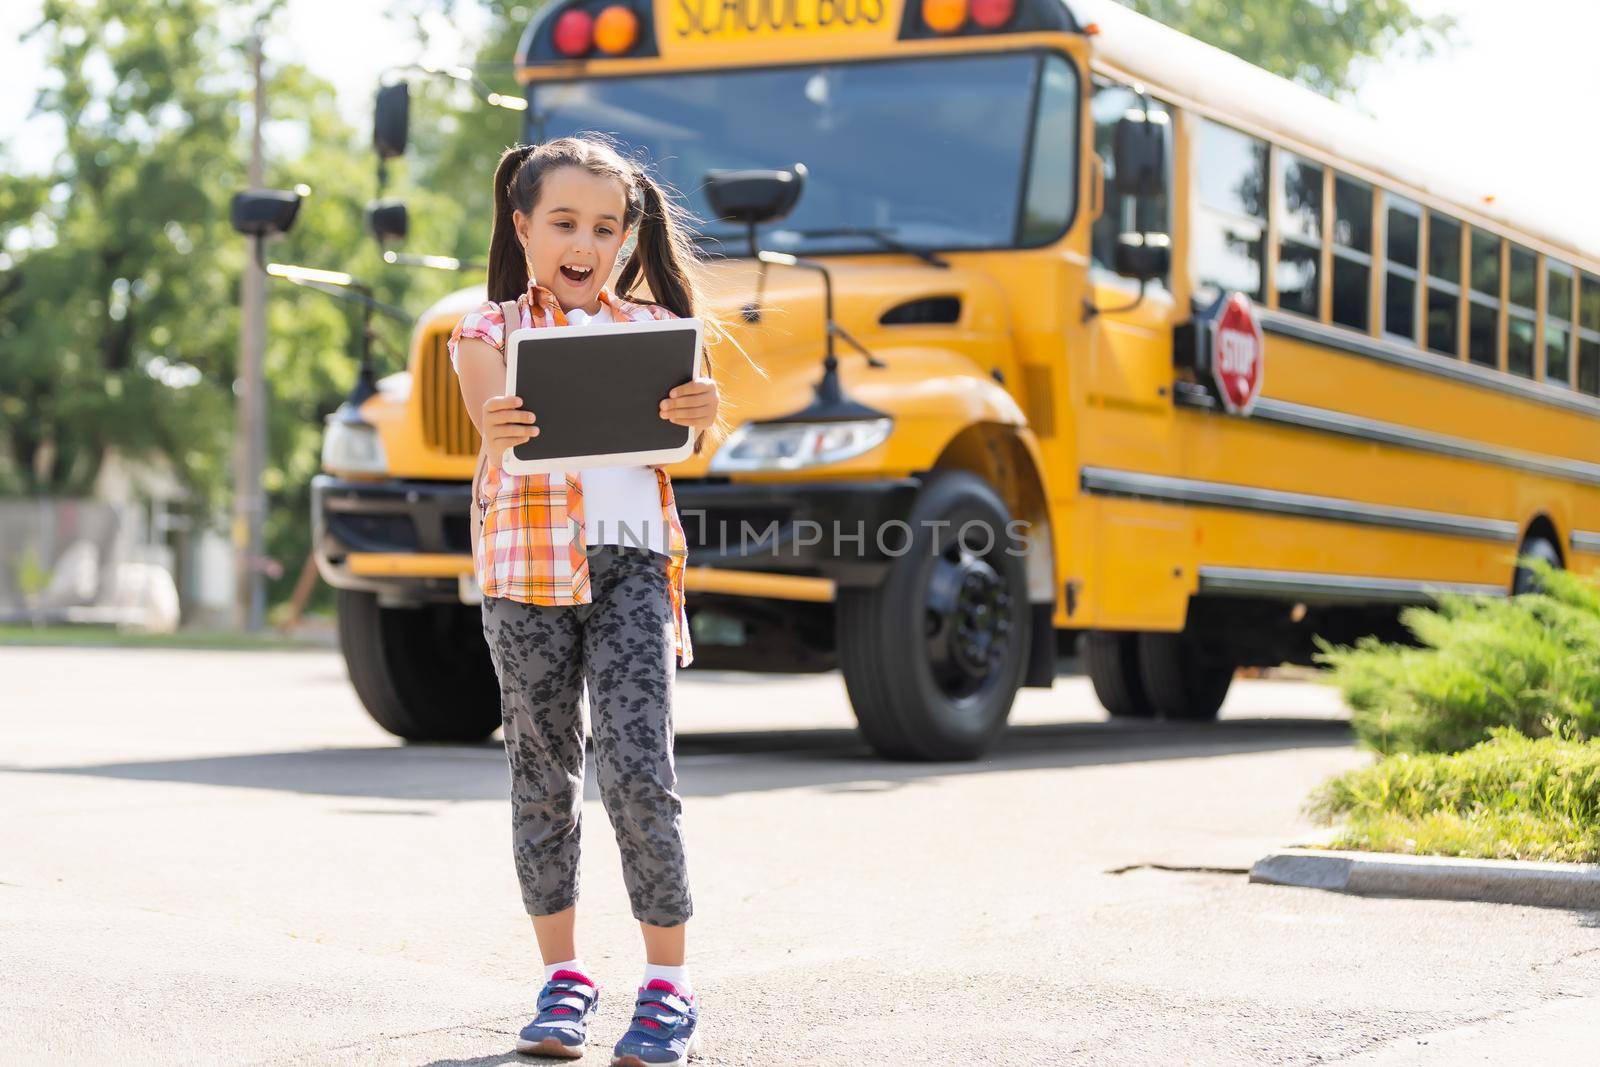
[456,336,538,470]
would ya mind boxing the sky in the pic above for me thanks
[2,0,1597,252]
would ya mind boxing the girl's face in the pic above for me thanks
[514,166,631,312]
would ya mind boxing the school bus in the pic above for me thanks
[310,0,1600,759]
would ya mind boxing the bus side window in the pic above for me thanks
[1275,152,1323,319]
[1467,229,1501,368]
[1425,213,1462,358]
[1192,118,1266,303]
[1580,272,1600,395]
[1331,174,1372,331]
[1384,194,1422,344]
[1090,80,1168,282]
[1506,243,1537,379]
[1545,260,1574,388]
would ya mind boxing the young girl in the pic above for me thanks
[447,136,720,1066]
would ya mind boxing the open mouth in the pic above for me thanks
[558,264,593,284]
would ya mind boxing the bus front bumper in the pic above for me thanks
[311,474,474,603]
[311,474,923,604]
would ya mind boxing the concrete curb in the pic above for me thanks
[1249,848,1600,909]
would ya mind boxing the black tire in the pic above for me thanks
[336,589,501,743]
[836,470,1031,761]
[1512,534,1563,595]
[1084,631,1157,718]
[1136,632,1234,722]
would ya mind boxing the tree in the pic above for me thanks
[1,0,244,500]
[0,0,457,612]
[1115,0,1454,97]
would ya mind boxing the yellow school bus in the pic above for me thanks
[311,0,1600,759]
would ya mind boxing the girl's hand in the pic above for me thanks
[660,376,719,434]
[482,394,537,470]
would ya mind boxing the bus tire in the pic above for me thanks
[336,589,501,743]
[1136,632,1234,722]
[837,470,1031,762]
[1512,534,1563,595]
[1084,631,1157,718]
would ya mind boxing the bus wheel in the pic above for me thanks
[1512,534,1563,595]
[336,589,501,743]
[837,470,1030,762]
[1084,631,1157,718]
[1136,633,1234,722]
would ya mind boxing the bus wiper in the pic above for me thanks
[788,228,950,268]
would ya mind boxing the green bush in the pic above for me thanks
[1315,562,1600,755]
[1307,727,1600,862]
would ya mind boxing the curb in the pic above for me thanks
[1249,848,1600,909]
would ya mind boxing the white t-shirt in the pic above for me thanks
[563,304,671,553]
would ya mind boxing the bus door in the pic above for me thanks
[1081,81,1193,628]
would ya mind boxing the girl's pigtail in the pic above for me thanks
[618,170,697,319]
[486,144,536,303]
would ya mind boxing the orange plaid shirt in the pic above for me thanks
[447,280,694,668]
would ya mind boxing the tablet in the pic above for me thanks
[500,316,703,475]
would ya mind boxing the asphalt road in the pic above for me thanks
[3,646,1598,1065]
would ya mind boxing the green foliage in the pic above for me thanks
[1117,0,1455,97]
[1316,562,1600,756]
[2,0,245,500]
[0,0,501,610]
[1307,726,1600,862]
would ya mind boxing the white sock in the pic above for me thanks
[642,962,693,1000]
[544,957,592,984]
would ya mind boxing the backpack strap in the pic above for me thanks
[498,299,521,353]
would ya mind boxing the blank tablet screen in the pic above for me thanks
[506,320,699,466]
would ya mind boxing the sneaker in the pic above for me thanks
[516,969,600,1059]
[610,979,699,1067]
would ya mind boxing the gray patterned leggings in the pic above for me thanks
[480,544,693,927]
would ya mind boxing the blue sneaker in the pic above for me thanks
[610,979,699,1067]
[516,969,600,1059]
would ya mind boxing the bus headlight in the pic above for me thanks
[708,417,892,472]
[322,407,388,475]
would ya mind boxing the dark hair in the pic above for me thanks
[486,136,745,454]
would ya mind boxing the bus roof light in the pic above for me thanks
[921,0,967,34]
[594,5,639,54]
[553,9,594,57]
[971,0,1014,28]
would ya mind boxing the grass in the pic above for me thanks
[1307,728,1600,863]
[1315,562,1600,755]
[0,622,331,651]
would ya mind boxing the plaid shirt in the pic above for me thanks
[447,280,694,668]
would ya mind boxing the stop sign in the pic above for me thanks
[1211,293,1264,415]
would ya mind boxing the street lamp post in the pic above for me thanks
[233,26,268,632]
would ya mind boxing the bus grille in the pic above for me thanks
[419,329,481,457]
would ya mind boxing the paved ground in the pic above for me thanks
[3,645,1598,1065]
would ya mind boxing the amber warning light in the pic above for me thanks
[920,0,1016,33]
[553,4,641,57]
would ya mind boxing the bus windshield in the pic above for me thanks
[528,52,1053,256]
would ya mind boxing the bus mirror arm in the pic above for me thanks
[381,250,486,273]
[253,245,411,406]
[1082,277,1148,323]
[1082,231,1171,321]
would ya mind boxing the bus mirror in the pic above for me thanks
[374,82,410,160]
[703,166,806,225]
[1113,232,1170,281]
[1112,109,1166,199]
[367,199,409,245]
[230,188,303,238]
